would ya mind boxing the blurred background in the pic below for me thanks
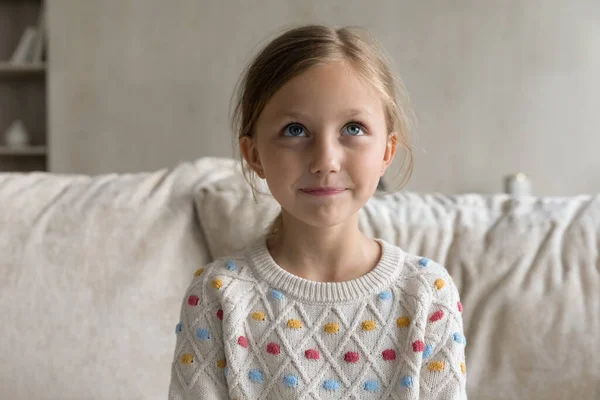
[1,0,599,195]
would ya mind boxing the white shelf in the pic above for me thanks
[0,146,47,156]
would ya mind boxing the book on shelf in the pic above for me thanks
[9,4,46,65]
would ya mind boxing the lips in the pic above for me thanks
[300,187,346,196]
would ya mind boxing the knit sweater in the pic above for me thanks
[169,237,467,399]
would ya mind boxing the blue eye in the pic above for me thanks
[283,124,306,137]
[343,123,364,136]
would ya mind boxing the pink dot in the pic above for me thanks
[457,301,463,312]
[412,340,425,352]
[429,310,444,322]
[216,309,224,320]
[187,295,199,306]
[266,342,280,355]
[382,349,396,360]
[344,352,360,363]
[238,336,248,348]
[305,349,320,360]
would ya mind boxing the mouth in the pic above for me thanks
[299,188,347,196]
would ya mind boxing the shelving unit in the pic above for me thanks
[0,0,47,172]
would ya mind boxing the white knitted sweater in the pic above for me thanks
[169,237,467,399]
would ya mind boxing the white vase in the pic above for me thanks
[4,120,30,147]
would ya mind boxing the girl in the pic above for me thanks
[169,25,467,399]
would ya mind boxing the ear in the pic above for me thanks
[239,135,265,178]
[381,132,398,175]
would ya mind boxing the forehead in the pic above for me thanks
[260,61,385,120]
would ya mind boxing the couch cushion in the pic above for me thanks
[194,171,600,399]
[0,157,237,400]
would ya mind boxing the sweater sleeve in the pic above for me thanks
[418,264,468,399]
[168,266,230,399]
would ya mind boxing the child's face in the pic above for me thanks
[241,60,397,229]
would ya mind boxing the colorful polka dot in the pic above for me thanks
[344,351,360,363]
[266,342,280,355]
[249,369,263,383]
[175,322,182,334]
[429,310,444,322]
[225,260,237,271]
[196,328,210,341]
[419,257,430,267]
[216,309,224,320]
[305,349,320,360]
[187,295,199,306]
[401,375,413,388]
[194,268,204,277]
[216,359,227,369]
[397,316,410,328]
[252,311,265,321]
[323,379,340,391]
[434,278,446,290]
[379,290,392,300]
[460,362,467,374]
[324,323,339,334]
[428,361,445,372]
[423,344,433,358]
[453,332,466,345]
[181,353,193,365]
[364,380,380,392]
[412,340,425,352]
[224,366,229,377]
[287,319,302,329]
[238,336,248,348]
[283,375,299,388]
[382,349,396,361]
[362,320,376,331]
[271,289,285,300]
[212,278,223,289]
[457,301,463,312]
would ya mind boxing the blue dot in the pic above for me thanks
[196,328,210,341]
[249,369,263,383]
[323,379,340,391]
[283,375,299,388]
[271,289,285,301]
[453,332,466,345]
[364,380,380,392]
[223,366,229,377]
[379,290,392,300]
[225,260,237,271]
[401,375,413,388]
[418,257,430,267]
[175,322,182,334]
[423,343,433,358]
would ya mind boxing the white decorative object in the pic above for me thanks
[10,27,37,64]
[505,173,532,196]
[4,120,30,148]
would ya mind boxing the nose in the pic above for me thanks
[309,135,341,175]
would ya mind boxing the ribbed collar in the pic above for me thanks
[245,236,405,303]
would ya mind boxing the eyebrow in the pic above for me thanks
[277,108,374,120]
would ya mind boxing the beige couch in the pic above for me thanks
[2,157,599,399]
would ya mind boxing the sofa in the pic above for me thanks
[1,157,599,399]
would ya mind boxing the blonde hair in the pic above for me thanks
[231,24,414,242]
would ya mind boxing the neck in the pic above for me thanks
[267,210,380,282]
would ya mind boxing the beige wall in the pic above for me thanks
[48,0,600,195]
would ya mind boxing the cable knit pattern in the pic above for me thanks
[169,237,467,399]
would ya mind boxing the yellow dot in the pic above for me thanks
[216,359,227,369]
[324,322,339,334]
[434,278,446,290]
[397,316,410,328]
[181,353,194,365]
[428,361,445,372]
[287,319,302,329]
[252,312,265,321]
[212,278,223,289]
[460,362,466,374]
[362,320,376,331]
[194,268,204,277]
